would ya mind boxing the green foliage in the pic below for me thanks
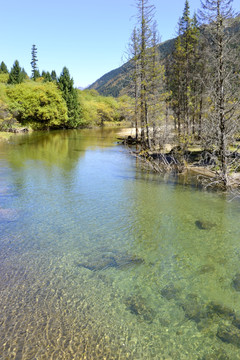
[0,61,8,74]
[6,82,68,130]
[78,89,131,126]
[0,74,9,84]
[58,67,83,128]
[8,60,26,84]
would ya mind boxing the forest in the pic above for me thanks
[121,0,240,190]
[0,0,240,189]
[0,53,132,132]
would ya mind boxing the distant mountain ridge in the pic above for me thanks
[88,38,176,97]
[88,16,240,98]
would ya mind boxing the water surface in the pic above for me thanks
[0,128,240,359]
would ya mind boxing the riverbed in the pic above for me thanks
[0,128,240,359]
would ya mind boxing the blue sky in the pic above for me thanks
[1,0,239,88]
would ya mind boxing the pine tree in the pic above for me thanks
[43,71,52,82]
[146,21,166,147]
[8,60,26,84]
[0,61,8,73]
[132,0,157,148]
[169,1,200,141]
[51,70,57,81]
[128,27,140,140]
[199,0,240,187]
[31,44,39,80]
[58,67,82,128]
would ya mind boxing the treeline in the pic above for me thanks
[128,0,240,187]
[0,54,132,131]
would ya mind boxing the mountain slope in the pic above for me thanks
[88,16,240,98]
[88,38,175,97]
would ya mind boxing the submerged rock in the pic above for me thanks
[197,264,215,275]
[217,324,240,348]
[206,301,235,320]
[124,294,155,323]
[77,256,117,271]
[76,250,144,272]
[200,349,229,360]
[160,283,181,301]
[232,273,240,291]
[179,294,207,323]
[195,220,216,230]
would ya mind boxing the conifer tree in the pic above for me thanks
[31,44,39,80]
[169,0,200,141]
[137,0,156,147]
[128,0,167,149]
[51,70,57,81]
[58,67,82,128]
[0,61,8,73]
[146,21,166,147]
[43,71,52,82]
[199,0,240,187]
[8,60,26,84]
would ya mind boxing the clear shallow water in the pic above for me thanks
[0,128,240,359]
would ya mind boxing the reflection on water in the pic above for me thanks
[0,128,240,359]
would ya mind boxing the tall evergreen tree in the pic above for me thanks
[43,71,52,82]
[31,44,39,80]
[51,70,57,81]
[137,0,156,147]
[128,0,167,149]
[0,61,8,73]
[8,60,26,84]
[128,27,140,140]
[58,67,82,128]
[199,0,240,187]
[146,21,166,147]
[169,1,200,141]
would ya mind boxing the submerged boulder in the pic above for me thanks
[232,273,240,291]
[197,264,215,275]
[206,301,235,320]
[76,250,144,272]
[124,294,155,323]
[178,294,208,323]
[195,220,216,230]
[160,283,181,301]
[200,349,229,360]
[217,324,240,348]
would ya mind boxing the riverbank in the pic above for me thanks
[117,129,240,190]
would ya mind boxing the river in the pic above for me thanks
[0,128,240,359]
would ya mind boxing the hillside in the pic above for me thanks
[88,16,240,98]
[88,38,175,97]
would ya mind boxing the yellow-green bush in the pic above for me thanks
[78,89,132,126]
[0,74,9,84]
[6,82,68,130]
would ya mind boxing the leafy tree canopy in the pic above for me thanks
[6,82,68,130]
